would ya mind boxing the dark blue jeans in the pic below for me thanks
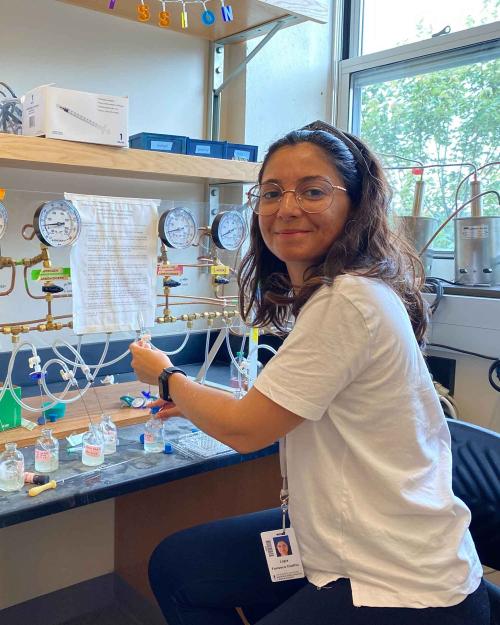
[148,507,490,625]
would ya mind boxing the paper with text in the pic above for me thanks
[68,193,159,334]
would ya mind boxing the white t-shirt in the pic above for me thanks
[254,274,482,608]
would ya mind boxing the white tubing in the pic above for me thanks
[224,325,248,375]
[152,326,191,356]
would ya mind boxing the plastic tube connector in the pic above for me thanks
[60,369,77,386]
[29,355,41,370]
[81,365,94,382]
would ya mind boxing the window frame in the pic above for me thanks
[336,20,500,129]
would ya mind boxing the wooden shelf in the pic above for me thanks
[58,0,329,41]
[0,381,150,449]
[0,135,260,184]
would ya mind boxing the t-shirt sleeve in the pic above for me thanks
[253,287,371,421]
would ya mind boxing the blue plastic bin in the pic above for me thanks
[186,138,226,159]
[129,133,187,154]
[224,142,258,162]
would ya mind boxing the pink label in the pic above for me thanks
[84,444,102,458]
[144,433,155,443]
[157,264,183,276]
[35,449,51,461]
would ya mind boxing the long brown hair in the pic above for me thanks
[238,121,428,345]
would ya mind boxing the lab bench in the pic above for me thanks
[0,363,281,619]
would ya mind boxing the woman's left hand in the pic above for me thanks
[129,341,173,386]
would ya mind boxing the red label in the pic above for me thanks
[84,444,102,458]
[35,450,51,461]
[157,264,184,276]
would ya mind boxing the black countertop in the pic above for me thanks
[0,362,278,529]
[0,417,278,528]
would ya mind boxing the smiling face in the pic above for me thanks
[276,540,290,556]
[258,143,352,286]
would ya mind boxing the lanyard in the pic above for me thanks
[279,437,288,533]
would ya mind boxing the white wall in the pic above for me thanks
[245,18,334,155]
[0,500,115,609]
[0,0,211,607]
[0,0,216,353]
[1,0,207,138]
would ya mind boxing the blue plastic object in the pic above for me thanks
[224,142,258,163]
[191,427,199,433]
[129,133,187,154]
[186,138,226,159]
[41,401,66,422]
[150,406,161,415]
[139,433,144,445]
[163,443,174,454]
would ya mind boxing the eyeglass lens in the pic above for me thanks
[249,179,337,214]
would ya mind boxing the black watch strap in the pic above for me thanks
[158,367,187,401]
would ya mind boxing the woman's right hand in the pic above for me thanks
[148,398,185,420]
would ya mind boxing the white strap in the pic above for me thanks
[279,437,288,503]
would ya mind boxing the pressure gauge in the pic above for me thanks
[0,202,7,240]
[33,200,81,247]
[211,210,247,251]
[159,207,197,249]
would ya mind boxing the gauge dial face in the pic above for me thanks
[159,207,197,249]
[0,202,7,240]
[33,200,81,247]
[211,210,247,251]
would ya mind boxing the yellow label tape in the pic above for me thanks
[0,189,5,201]
[250,328,259,343]
[211,265,230,276]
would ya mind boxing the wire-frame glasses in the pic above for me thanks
[247,178,347,215]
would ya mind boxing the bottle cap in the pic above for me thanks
[163,443,173,454]
[150,406,161,415]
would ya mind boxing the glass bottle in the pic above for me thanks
[35,428,59,473]
[230,351,246,398]
[0,442,25,492]
[144,412,163,453]
[81,425,104,466]
[99,414,118,455]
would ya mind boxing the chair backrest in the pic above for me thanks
[448,419,500,570]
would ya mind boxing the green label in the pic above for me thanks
[31,267,71,281]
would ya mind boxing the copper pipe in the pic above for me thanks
[0,314,71,328]
[156,301,237,308]
[0,260,16,296]
[1,321,73,336]
[23,266,71,300]
[157,293,237,303]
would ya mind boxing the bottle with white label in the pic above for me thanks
[144,411,163,453]
[0,442,25,491]
[81,425,104,466]
[34,428,59,473]
[99,414,118,455]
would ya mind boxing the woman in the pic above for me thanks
[130,121,489,625]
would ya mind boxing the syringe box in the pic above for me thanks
[22,85,128,147]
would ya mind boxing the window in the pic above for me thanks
[336,4,499,253]
[360,0,499,55]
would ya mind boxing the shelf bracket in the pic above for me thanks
[209,18,288,140]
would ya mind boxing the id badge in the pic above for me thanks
[260,528,305,582]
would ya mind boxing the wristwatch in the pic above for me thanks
[158,367,187,402]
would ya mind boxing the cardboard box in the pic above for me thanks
[22,85,128,147]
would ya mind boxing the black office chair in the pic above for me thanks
[448,418,500,625]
